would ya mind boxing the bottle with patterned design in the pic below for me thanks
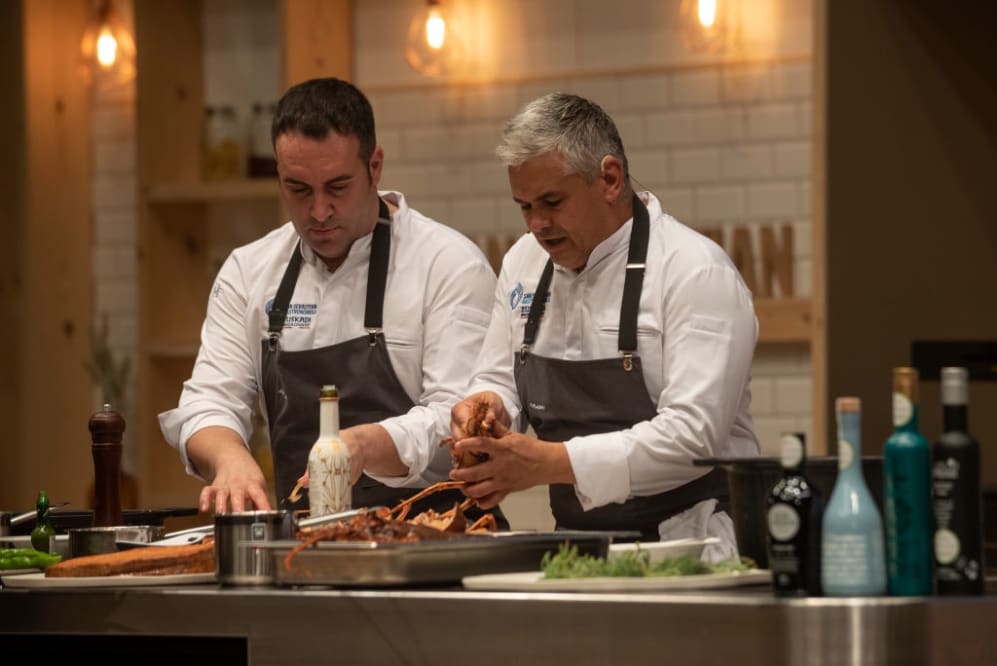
[821,396,886,596]
[307,385,351,517]
[932,367,984,595]
[883,367,933,596]
[767,432,823,597]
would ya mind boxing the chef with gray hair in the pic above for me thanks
[448,92,759,555]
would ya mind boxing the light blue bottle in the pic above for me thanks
[821,396,887,596]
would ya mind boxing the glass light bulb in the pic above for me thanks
[426,9,446,50]
[96,28,118,68]
[698,0,717,28]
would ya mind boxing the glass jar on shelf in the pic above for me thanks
[201,105,245,181]
[248,101,278,178]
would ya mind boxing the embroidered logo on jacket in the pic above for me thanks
[264,298,317,330]
[510,283,524,309]
[518,291,549,319]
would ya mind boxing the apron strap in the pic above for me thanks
[268,197,393,352]
[267,242,304,351]
[618,194,650,370]
[363,198,393,345]
[520,193,651,370]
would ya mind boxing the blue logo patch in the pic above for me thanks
[264,299,317,330]
[509,283,524,310]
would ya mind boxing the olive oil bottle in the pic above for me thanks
[932,367,984,595]
[883,367,933,596]
[307,385,351,517]
[767,432,823,596]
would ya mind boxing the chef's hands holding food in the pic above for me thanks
[448,391,576,508]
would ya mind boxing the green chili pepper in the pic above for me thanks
[0,547,62,569]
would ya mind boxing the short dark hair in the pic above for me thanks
[271,78,376,163]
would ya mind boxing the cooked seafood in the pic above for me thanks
[440,398,507,468]
[283,481,497,571]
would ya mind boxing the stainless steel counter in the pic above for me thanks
[1,582,996,665]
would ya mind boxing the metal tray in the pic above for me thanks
[260,531,615,587]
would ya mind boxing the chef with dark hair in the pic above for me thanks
[159,77,504,527]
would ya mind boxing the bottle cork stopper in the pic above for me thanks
[836,396,861,413]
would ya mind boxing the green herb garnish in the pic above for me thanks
[540,543,754,580]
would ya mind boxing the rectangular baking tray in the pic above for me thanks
[260,531,618,587]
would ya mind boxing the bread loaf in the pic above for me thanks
[45,540,215,578]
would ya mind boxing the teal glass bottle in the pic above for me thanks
[821,397,887,596]
[883,367,933,595]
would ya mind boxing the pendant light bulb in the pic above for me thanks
[80,0,136,89]
[405,0,463,77]
[697,0,717,28]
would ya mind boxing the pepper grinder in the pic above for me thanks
[89,403,125,527]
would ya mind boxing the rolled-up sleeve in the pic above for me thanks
[370,254,496,487]
[566,264,757,509]
[158,254,259,479]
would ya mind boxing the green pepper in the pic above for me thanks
[0,547,62,570]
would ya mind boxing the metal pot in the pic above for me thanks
[214,510,295,586]
[68,525,165,558]
[695,456,884,568]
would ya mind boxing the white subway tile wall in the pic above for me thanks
[92,0,814,530]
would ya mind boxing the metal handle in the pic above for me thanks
[296,507,386,530]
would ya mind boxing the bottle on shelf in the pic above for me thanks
[307,385,351,517]
[821,397,887,596]
[30,490,56,553]
[766,432,824,597]
[201,104,244,181]
[248,101,278,178]
[883,367,933,596]
[932,366,984,595]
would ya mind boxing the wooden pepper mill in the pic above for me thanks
[89,403,125,527]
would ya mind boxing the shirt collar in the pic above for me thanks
[298,190,405,272]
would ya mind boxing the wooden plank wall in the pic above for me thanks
[15,0,93,509]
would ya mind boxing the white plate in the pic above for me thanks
[462,569,772,592]
[609,537,720,564]
[1,572,216,589]
[0,568,41,576]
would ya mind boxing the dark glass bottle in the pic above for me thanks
[30,490,56,553]
[932,367,984,595]
[767,432,823,596]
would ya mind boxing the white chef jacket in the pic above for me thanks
[158,191,496,487]
[470,192,759,512]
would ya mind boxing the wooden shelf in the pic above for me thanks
[146,179,278,204]
[755,298,812,344]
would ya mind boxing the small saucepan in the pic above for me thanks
[69,525,165,558]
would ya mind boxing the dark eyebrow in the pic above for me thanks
[282,174,353,188]
[513,191,562,205]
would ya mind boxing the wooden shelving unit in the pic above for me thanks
[133,0,352,510]
[755,298,812,344]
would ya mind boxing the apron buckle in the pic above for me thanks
[367,328,381,347]
[268,332,280,352]
[519,344,529,364]
[622,352,634,372]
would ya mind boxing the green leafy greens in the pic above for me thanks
[541,543,754,580]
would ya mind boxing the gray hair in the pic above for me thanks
[495,93,630,186]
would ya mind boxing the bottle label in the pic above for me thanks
[780,434,804,469]
[934,528,960,564]
[892,392,913,428]
[767,504,801,541]
[822,532,877,587]
[837,438,854,470]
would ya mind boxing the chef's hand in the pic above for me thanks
[448,432,576,508]
[187,426,272,513]
[450,391,511,439]
[295,424,407,492]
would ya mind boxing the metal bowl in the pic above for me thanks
[214,510,295,586]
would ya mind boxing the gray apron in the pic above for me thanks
[514,194,727,540]
[261,198,506,526]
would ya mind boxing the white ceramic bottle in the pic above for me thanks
[307,385,351,517]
